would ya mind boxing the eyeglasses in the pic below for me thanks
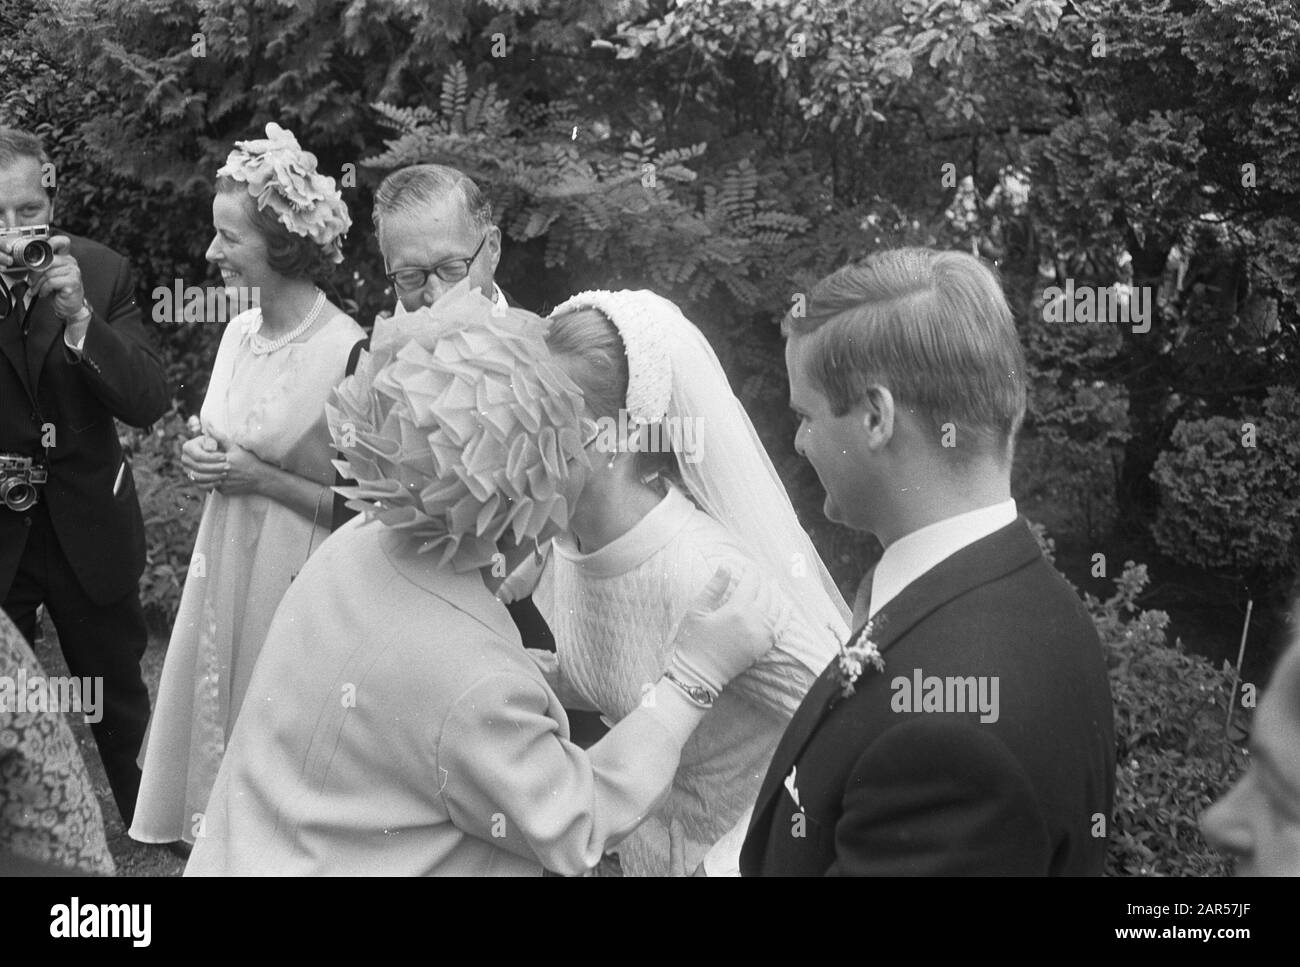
[385,234,488,292]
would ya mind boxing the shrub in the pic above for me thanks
[118,406,205,633]
[1151,385,1300,593]
[1105,615,1248,877]
[1013,260,1132,542]
[1030,523,1249,876]
[1015,378,1129,541]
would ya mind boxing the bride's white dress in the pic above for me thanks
[533,484,838,876]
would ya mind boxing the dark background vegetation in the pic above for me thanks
[4,0,1297,876]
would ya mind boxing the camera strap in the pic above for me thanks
[3,278,51,475]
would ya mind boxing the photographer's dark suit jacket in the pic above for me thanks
[741,518,1115,876]
[0,231,169,605]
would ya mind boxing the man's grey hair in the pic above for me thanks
[372,164,493,234]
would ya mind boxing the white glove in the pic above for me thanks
[667,562,783,696]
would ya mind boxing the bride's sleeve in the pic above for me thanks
[709,561,837,720]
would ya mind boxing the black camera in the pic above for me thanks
[0,454,48,512]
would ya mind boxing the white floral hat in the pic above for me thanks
[217,122,351,262]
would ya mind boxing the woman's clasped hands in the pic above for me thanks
[181,423,266,496]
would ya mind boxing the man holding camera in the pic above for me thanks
[0,127,169,827]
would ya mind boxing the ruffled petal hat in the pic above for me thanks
[327,283,591,572]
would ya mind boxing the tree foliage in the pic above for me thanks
[365,64,808,309]
[1032,525,1247,877]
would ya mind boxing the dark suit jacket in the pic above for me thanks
[0,231,170,605]
[741,518,1115,876]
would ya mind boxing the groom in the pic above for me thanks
[740,248,1114,875]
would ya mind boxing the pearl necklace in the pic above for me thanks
[248,290,326,355]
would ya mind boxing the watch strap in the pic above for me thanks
[662,670,716,709]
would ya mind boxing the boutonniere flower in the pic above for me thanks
[833,615,886,699]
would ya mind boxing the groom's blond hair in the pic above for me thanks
[785,248,1027,464]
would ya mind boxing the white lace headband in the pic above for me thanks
[548,289,674,425]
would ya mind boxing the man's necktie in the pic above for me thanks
[4,278,29,328]
[851,563,877,631]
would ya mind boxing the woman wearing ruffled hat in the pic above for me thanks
[130,125,364,852]
[185,285,781,876]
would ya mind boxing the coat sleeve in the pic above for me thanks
[435,670,685,875]
[73,252,169,427]
[827,716,1051,876]
[525,649,600,713]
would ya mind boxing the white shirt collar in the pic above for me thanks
[867,499,1018,619]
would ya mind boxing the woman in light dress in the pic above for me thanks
[130,125,363,850]
[529,289,850,876]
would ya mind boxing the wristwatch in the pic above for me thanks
[662,670,716,709]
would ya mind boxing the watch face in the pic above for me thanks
[663,672,707,706]
[683,683,714,707]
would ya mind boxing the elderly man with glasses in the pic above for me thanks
[374,165,505,312]
[331,164,560,657]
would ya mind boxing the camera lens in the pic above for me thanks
[0,477,37,512]
[19,239,53,271]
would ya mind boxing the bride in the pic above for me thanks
[528,289,850,876]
